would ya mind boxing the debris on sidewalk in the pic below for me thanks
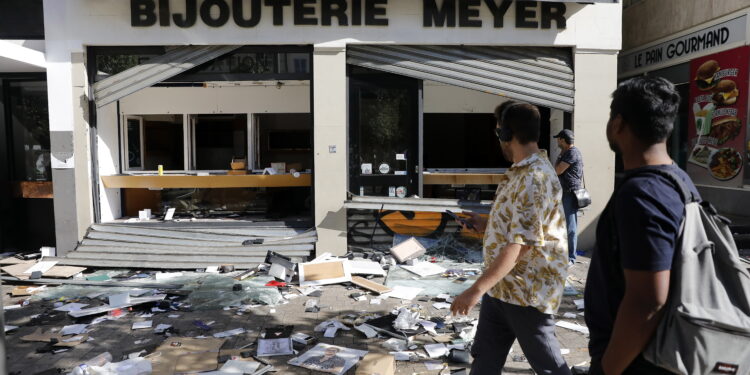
[288,343,368,374]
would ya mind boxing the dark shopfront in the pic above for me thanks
[0,74,55,252]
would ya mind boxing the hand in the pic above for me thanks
[450,286,483,316]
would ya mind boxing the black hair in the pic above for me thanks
[610,76,681,145]
[494,100,519,122]
[499,103,541,145]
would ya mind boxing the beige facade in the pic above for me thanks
[623,0,750,51]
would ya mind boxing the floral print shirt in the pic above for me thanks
[483,151,568,314]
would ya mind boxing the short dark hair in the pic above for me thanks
[610,77,681,145]
[500,103,541,144]
[494,100,519,122]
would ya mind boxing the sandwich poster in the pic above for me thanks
[687,46,748,187]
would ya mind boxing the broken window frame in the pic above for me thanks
[120,114,188,174]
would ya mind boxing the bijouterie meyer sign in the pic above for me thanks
[619,15,747,75]
[130,0,568,29]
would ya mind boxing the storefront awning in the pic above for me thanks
[92,45,241,108]
[347,45,575,112]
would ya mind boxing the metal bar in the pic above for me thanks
[75,244,313,255]
[0,276,183,289]
[48,258,266,270]
[78,239,314,251]
[63,251,269,264]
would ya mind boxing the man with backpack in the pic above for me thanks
[584,77,700,374]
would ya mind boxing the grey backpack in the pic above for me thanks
[641,169,750,375]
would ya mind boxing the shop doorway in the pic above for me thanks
[348,68,420,198]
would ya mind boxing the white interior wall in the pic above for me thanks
[97,82,310,222]
[423,81,507,114]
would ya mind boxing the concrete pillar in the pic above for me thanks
[549,109,565,163]
[313,45,348,256]
[573,50,618,252]
[46,45,93,255]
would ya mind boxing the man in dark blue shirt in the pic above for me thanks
[554,129,584,264]
[584,77,700,374]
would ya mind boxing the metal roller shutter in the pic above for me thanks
[92,45,241,108]
[347,45,575,112]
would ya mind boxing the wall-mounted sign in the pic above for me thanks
[130,0,568,29]
[619,15,747,76]
[686,46,748,188]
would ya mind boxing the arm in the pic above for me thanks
[601,269,671,375]
[450,243,530,316]
[555,161,570,175]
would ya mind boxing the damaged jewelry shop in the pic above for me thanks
[3,0,620,261]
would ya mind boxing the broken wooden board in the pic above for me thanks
[351,276,393,294]
[1,262,85,280]
[150,337,226,375]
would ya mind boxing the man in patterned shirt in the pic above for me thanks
[451,101,571,375]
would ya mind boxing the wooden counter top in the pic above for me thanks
[12,181,53,199]
[423,173,504,185]
[102,174,312,189]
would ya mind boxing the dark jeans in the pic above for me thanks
[562,191,578,262]
[470,295,571,375]
[589,355,675,375]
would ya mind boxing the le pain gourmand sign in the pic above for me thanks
[687,46,749,187]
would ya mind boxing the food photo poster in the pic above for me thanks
[688,46,748,187]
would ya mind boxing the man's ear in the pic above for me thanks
[611,114,626,135]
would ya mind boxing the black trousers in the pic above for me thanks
[470,294,571,375]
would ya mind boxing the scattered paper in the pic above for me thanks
[390,351,416,361]
[132,321,153,330]
[348,260,387,276]
[354,324,378,339]
[433,302,452,310]
[213,328,246,338]
[4,325,19,333]
[556,321,589,335]
[424,343,449,358]
[400,261,446,277]
[220,360,261,374]
[574,299,585,310]
[425,361,444,370]
[60,324,88,336]
[563,312,578,319]
[381,285,423,300]
[287,343,368,375]
[205,266,220,273]
[154,324,172,333]
[561,348,570,355]
[370,298,382,305]
[54,303,89,312]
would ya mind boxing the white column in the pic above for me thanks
[573,49,619,252]
[549,109,565,163]
[45,0,94,254]
[313,44,348,256]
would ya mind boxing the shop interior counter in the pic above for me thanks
[101,173,312,189]
[422,172,505,185]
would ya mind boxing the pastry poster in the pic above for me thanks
[687,46,748,187]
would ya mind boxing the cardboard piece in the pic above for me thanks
[1,262,34,280]
[351,276,392,295]
[298,260,351,286]
[0,257,30,265]
[390,237,426,263]
[42,266,86,278]
[150,337,226,375]
[355,353,395,375]
[400,261,446,277]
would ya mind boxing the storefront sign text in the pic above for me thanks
[619,15,747,75]
[131,0,567,29]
